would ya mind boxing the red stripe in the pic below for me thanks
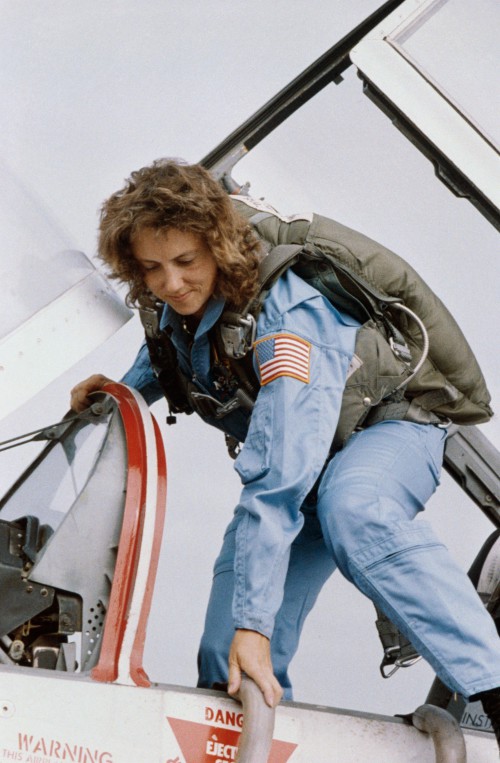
[261,359,308,378]
[255,333,311,386]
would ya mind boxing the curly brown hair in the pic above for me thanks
[98,159,262,309]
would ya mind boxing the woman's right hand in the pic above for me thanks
[70,374,114,412]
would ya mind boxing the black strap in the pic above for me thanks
[363,399,445,428]
[258,243,304,288]
[246,244,304,318]
[146,330,193,417]
[375,606,421,678]
[139,304,193,418]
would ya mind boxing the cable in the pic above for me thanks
[392,302,430,391]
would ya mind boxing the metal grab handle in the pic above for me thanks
[234,676,276,762]
[412,704,466,763]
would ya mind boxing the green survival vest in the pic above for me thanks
[224,196,493,446]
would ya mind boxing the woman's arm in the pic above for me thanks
[69,340,164,411]
[227,279,359,701]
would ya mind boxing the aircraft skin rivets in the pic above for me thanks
[0,701,15,718]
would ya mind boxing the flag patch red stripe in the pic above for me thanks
[255,333,311,385]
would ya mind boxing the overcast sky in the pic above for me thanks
[0,0,499,718]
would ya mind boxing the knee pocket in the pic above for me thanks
[347,522,444,573]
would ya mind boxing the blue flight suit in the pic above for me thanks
[122,270,500,700]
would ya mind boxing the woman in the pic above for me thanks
[71,159,500,741]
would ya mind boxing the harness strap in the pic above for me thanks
[139,304,193,421]
[363,399,448,429]
[257,243,304,292]
[375,606,421,678]
[411,384,460,411]
[241,244,305,320]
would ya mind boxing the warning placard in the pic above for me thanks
[167,717,297,762]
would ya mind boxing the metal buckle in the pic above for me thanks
[389,336,412,363]
[437,417,452,429]
[139,303,162,339]
[190,388,254,420]
[380,645,422,678]
[220,314,257,359]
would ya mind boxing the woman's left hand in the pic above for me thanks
[227,629,283,708]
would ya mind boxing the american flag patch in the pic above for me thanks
[254,333,311,386]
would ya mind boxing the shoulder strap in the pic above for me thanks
[258,243,304,288]
[138,304,193,421]
[238,243,304,319]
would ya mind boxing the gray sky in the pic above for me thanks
[0,0,499,717]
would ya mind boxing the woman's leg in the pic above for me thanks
[197,510,336,699]
[317,420,500,698]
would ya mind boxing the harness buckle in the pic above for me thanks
[139,302,162,339]
[189,388,254,420]
[225,434,241,460]
[389,336,412,363]
[380,645,422,678]
[376,606,421,679]
[219,313,257,359]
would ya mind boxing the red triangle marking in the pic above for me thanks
[167,717,297,762]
